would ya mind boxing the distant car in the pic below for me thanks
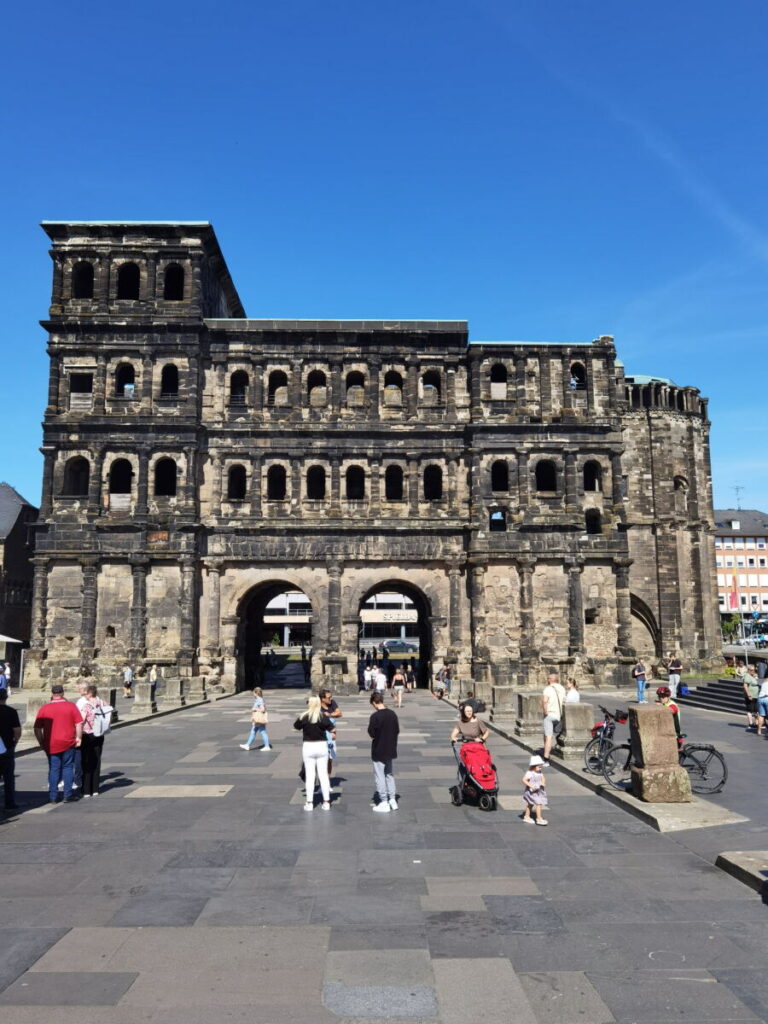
[385,640,418,653]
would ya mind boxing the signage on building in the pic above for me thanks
[360,609,417,623]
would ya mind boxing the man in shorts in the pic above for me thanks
[540,671,565,766]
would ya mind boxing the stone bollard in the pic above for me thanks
[629,705,691,802]
[514,692,541,740]
[186,676,208,702]
[108,687,119,723]
[130,681,157,717]
[159,678,185,709]
[554,702,594,761]
[490,685,515,721]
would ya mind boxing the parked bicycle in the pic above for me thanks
[601,734,727,794]
[583,706,628,775]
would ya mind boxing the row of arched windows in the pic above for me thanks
[71,261,185,301]
[114,363,179,398]
[487,361,587,398]
[255,368,442,409]
[60,457,180,498]
[489,459,603,493]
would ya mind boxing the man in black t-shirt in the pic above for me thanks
[368,692,400,813]
[0,689,22,810]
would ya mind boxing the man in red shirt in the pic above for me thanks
[34,684,83,803]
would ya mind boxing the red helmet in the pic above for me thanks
[656,686,671,698]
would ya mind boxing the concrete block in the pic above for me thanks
[554,701,594,760]
[514,692,541,739]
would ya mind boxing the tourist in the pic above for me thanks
[666,652,683,699]
[391,665,406,707]
[756,672,768,738]
[3,662,11,689]
[294,695,335,811]
[149,663,159,700]
[450,703,489,744]
[79,684,108,797]
[743,666,759,731]
[363,663,375,691]
[0,689,22,810]
[33,684,83,804]
[655,686,682,739]
[320,688,343,777]
[374,665,388,695]
[0,665,6,692]
[368,690,399,812]
[240,687,271,751]
[632,658,648,704]
[540,671,565,765]
[564,679,580,704]
[459,690,483,715]
[122,664,134,699]
[405,665,417,691]
[521,754,548,825]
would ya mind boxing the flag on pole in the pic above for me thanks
[728,575,739,611]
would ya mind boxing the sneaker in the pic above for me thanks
[388,799,398,810]
[303,803,314,812]
[541,761,551,768]
[372,802,391,813]
[82,794,91,799]
[321,802,331,810]
[239,744,251,750]
[261,746,272,751]
[522,816,534,824]
[535,819,548,826]
[58,781,64,791]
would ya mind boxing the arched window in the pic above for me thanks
[154,458,177,497]
[489,510,507,532]
[569,362,586,390]
[307,370,327,406]
[227,464,247,500]
[424,465,443,501]
[491,460,509,492]
[267,464,287,500]
[268,370,289,407]
[421,370,441,407]
[115,363,135,398]
[117,262,140,300]
[383,370,403,407]
[230,370,249,407]
[676,391,685,412]
[108,459,132,494]
[345,371,365,407]
[163,263,185,301]
[583,460,602,492]
[160,364,179,398]
[490,363,508,400]
[535,460,557,493]
[585,509,602,535]
[385,464,404,501]
[307,465,326,500]
[62,456,89,496]
[346,465,365,500]
[72,261,94,299]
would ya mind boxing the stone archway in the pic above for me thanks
[630,593,662,658]
[236,580,314,690]
[357,580,434,687]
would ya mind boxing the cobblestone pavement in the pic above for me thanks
[0,690,766,1023]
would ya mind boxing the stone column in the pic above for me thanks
[210,453,223,517]
[517,557,537,659]
[448,565,462,645]
[187,355,199,411]
[290,360,303,419]
[88,449,104,515]
[205,563,221,655]
[330,363,342,418]
[611,452,624,507]
[45,350,61,415]
[408,457,420,515]
[538,354,551,417]
[250,454,262,516]
[613,558,634,656]
[515,356,527,407]
[327,561,343,653]
[30,557,49,650]
[517,452,530,507]
[564,452,577,510]
[146,257,157,301]
[40,447,56,518]
[369,459,381,516]
[566,559,585,657]
[469,564,489,680]
[330,457,341,514]
[445,366,457,420]
[585,357,596,411]
[129,557,148,661]
[368,359,380,421]
[252,361,264,414]
[292,458,302,512]
[179,558,197,672]
[93,354,107,414]
[469,355,482,416]
[214,362,226,418]
[406,360,419,418]
[141,356,154,413]
[51,257,64,306]
[447,458,459,513]
[184,446,197,511]
[79,559,100,664]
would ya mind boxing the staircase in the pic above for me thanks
[676,676,745,715]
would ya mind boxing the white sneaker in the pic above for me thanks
[536,819,549,826]
[239,744,251,751]
[261,746,272,751]
[522,817,534,824]
[321,802,331,810]
[373,802,390,813]
[388,799,398,810]
[303,803,314,811]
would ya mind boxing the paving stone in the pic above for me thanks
[108,896,208,927]
[0,928,69,993]
[710,969,768,1022]
[325,950,433,987]
[433,958,538,1024]
[322,981,438,1018]
[0,971,138,1006]
[425,912,513,959]
[328,926,428,951]
[483,895,565,933]
[518,971,615,1023]
[586,968,760,1022]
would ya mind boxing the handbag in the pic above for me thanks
[251,709,268,725]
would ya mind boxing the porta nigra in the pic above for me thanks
[24,222,721,699]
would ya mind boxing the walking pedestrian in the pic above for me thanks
[564,678,580,704]
[320,688,343,777]
[122,664,134,699]
[756,672,768,737]
[521,754,548,825]
[3,662,11,689]
[540,671,565,765]
[632,659,648,704]
[666,652,683,699]
[0,688,22,810]
[294,696,335,811]
[743,666,759,731]
[374,665,388,695]
[79,684,108,797]
[391,665,406,707]
[368,690,399,812]
[240,688,272,750]
[33,684,83,803]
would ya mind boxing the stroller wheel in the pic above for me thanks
[478,793,494,812]
[450,786,463,806]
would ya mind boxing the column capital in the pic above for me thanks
[612,558,633,573]
[326,560,344,578]
[515,556,537,573]
[203,561,223,576]
[129,555,150,570]
[80,557,100,573]
[564,557,585,573]
[31,556,50,570]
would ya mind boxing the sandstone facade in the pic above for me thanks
[26,222,721,696]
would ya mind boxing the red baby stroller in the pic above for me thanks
[450,740,499,811]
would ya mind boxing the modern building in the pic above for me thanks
[25,221,721,696]
[713,509,768,619]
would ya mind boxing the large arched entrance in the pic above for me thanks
[630,593,662,659]
[357,582,433,687]
[237,581,313,690]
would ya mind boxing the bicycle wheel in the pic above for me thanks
[583,737,606,775]
[680,745,727,794]
[601,743,633,791]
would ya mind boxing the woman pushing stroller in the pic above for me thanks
[450,703,490,744]
[449,703,498,811]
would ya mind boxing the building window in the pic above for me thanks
[108,459,133,494]
[72,261,94,299]
[734,536,744,549]
[715,557,723,568]
[421,370,441,407]
[385,465,404,501]
[723,538,733,549]
[489,510,507,532]
[383,370,403,407]
[229,370,249,407]
[758,539,767,549]
[345,371,365,407]
[227,464,247,500]
[154,458,177,497]
[714,538,722,548]
[535,459,557,493]
[585,509,602,535]
[307,370,328,406]
[115,363,136,398]
[163,263,185,301]
[491,460,509,492]
[306,465,326,500]
[160,364,179,398]
[267,465,286,500]
[490,363,507,400]
[748,558,756,568]
[423,465,443,501]
[61,456,90,496]
[117,262,140,300]
[583,460,602,492]
[268,370,289,407]
[569,362,586,390]
[346,465,365,500]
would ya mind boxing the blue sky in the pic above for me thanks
[2,0,767,511]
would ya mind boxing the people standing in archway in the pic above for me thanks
[294,696,335,811]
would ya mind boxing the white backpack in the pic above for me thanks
[91,702,113,737]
